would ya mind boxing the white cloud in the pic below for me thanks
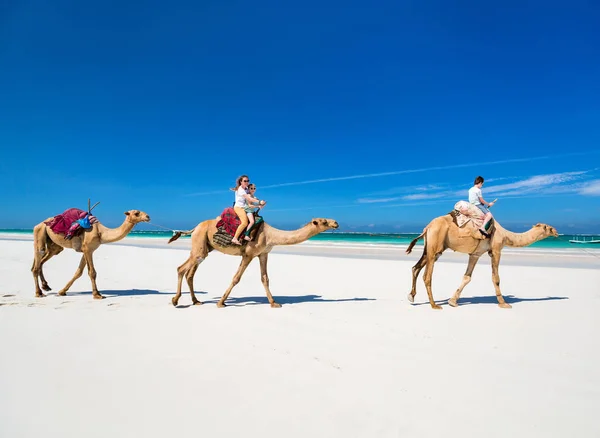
[357,170,595,205]
[260,155,590,190]
[414,184,446,192]
[579,180,600,196]
[356,197,403,204]
[484,171,587,196]
[359,184,452,199]
[401,192,449,200]
[381,199,454,208]
[358,189,454,203]
[184,151,599,196]
[483,176,517,183]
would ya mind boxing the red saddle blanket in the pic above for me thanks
[216,207,241,236]
[44,208,98,239]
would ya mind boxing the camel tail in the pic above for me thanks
[168,229,194,244]
[406,229,427,254]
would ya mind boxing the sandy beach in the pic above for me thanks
[1,237,599,438]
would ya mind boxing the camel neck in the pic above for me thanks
[498,225,545,248]
[98,220,136,244]
[265,223,320,246]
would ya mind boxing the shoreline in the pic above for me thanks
[4,234,599,269]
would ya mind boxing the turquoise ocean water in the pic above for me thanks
[2,229,600,249]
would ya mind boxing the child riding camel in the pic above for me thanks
[243,183,266,241]
[468,175,495,237]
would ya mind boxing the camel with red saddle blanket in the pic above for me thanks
[406,202,558,309]
[168,207,339,308]
[31,208,150,299]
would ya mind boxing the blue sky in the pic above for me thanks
[1,1,599,233]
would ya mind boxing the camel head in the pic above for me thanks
[124,210,151,224]
[310,218,339,232]
[533,223,559,238]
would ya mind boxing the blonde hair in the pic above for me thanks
[230,174,249,192]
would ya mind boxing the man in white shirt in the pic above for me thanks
[468,176,495,237]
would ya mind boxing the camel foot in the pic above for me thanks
[498,302,512,309]
[192,300,203,306]
[93,294,104,300]
[217,301,227,308]
[35,292,46,298]
[407,293,415,303]
[270,302,281,308]
[448,299,458,307]
[171,297,179,306]
[431,304,443,310]
[41,284,52,292]
[58,291,67,296]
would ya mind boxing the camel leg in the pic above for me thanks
[39,243,64,291]
[57,255,87,296]
[490,251,511,308]
[423,252,442,310]
[258,253,280,308]
[448,254,480,307]
[38,251,55,291]
[31,224,49,297]
[217,256,254,308]
[174,256,192,306]
[408,252,427,303]
[173,255,205,306]
[186,262,204,305]
[83,251,103,299]
[31,250,45,298]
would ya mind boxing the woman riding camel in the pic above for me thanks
[230,175,265,245]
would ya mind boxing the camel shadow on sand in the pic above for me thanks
[412,294,569,307]
[176,294,375,308]
[43,290,371,308]
[64,289,178,298]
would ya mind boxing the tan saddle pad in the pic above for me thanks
[451,201,492,240]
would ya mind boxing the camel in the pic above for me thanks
[405,215,558,309]
[31,210,151,299]
[168,217,339,307]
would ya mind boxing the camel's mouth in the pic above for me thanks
[330,221,339,229]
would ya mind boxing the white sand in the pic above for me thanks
[1,239,599,438]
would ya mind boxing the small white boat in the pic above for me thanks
[569,236,600,244]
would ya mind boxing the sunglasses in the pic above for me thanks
[242,179,249,182]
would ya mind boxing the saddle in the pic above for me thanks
[450,201,494,240]
[44,208,98,240]
[213,207,264,247]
